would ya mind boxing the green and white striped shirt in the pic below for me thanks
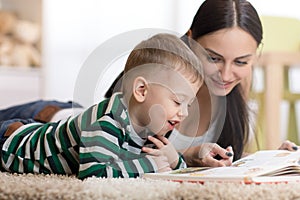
[1,93,186,179]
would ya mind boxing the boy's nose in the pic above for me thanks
[178,105,188,119]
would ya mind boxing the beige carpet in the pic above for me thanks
[1,172,300,200]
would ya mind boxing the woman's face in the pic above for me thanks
[195,27,258,96]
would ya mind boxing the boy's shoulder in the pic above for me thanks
[92,93,126,120]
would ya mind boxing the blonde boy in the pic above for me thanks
[0,33,202,179]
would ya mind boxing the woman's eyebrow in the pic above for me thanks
[205,48,253,59]
[205,48,223,57]
[235,54,253,59]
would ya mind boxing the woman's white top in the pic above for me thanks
[168,121,220,150]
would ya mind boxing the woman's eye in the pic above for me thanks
[235,60,248,66]
[207,55,221,63]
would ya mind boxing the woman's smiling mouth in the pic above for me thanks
[211,78,234,90]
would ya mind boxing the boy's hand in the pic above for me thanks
[142,135,179,169]
[181,143,234,167]
[146,155,171,172]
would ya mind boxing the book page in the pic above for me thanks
[187,150,300,177]
[232,150,300,168]
[143,150,300,183]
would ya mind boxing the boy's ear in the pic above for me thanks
[133,76,148,102]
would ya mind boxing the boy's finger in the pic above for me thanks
[142,147,161,156]
[148,136,164,148]
[156,135,169,144]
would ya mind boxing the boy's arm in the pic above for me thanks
[175,153,186,169]
[78,151,159,179]
[77,119,163,179]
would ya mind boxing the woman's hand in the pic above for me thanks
[278,140,298,151]
[180,143,234,167]
[142,135,179,169]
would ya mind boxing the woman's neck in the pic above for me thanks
[196,84,213,136]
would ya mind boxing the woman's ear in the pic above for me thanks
[132,76,148,102]
[187,29,192,37]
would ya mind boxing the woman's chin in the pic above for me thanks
[210,88,228,96]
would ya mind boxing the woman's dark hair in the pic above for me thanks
[187,0,262,160]
[104,71,123,98]
[105,0,262,161]
[188,0,262,45]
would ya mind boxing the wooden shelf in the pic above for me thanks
[0,1,42,108]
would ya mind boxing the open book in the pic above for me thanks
[143,150,300,184]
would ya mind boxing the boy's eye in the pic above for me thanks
[174,100,181,105]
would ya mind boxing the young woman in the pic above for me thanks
[172,0,260,164]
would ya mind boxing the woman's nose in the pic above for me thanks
[219,63,233,82]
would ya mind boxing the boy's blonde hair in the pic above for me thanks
[120,33,204,104]
[124,33,203,85]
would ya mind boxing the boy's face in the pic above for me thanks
[131,68,201,136]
